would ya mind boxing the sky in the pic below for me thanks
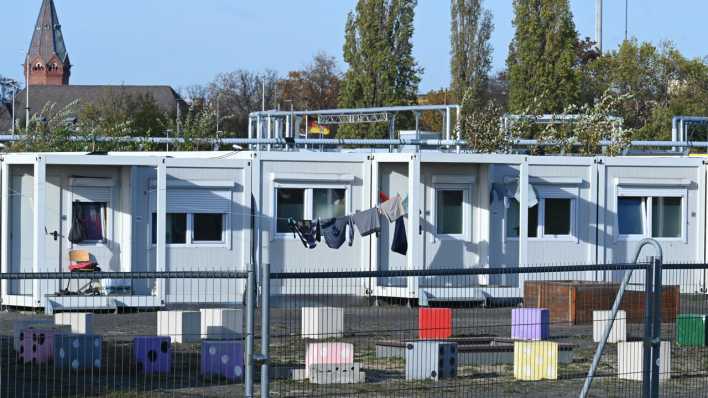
[1,1,706,93]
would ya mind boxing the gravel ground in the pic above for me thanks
[0,294,707,397]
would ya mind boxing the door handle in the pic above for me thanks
[45,227,59,241]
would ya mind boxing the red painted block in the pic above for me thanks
[418,308,452,339]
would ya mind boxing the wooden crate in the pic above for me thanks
[523,281,619,325]
[621,286,680,323]
[524,281,680,324]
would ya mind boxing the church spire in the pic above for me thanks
[25,0,71,86]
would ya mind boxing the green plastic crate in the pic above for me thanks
[676,314,708,347]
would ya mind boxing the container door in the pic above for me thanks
[422,176,476,288]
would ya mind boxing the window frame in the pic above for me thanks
[150,212,228,248]
[615,187,687,242]
[72,201,109,244]
[431,182,472,241]
[272,182,351,239]
[191,213,227,244]
[68,182,115,248]
[505,184,578,242]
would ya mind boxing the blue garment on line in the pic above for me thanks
[321,216,354,249]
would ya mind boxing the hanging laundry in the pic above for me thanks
[351,208,381,237]
[287,218,321,249]
[321,216,354,249]
[380,194,406,222]
[391,217,407,255]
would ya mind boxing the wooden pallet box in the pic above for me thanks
[621,286,680,323]
[523,281,619,324]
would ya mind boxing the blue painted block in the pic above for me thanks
[134,336,172,374]
[54,334,102,369]
[201,340,244,381]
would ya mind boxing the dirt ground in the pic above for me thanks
[0,294,707,397]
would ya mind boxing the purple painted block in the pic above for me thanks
[201,340,244,381]
[134,336,172,374]
[511,308,550,340]
[19,328,58,364]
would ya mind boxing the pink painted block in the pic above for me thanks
[19,328,59,364]
[305,343,354,378]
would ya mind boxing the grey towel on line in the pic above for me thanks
[380,194,406,222]
[321,216,354,249]
[351,208,381,237]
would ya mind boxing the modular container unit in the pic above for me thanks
[1,149,707,311]
[598,157,706,293]
[0,153,252,311]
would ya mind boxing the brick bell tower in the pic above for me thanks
[25,0,71,86]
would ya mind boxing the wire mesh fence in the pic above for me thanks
[0,263,707,397]
[0,271,248,398]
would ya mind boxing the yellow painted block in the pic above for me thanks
[513,341,558,381]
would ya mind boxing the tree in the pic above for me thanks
[279,52,341,111]
[208,70,279,136]
[338,0,422,138]
[577,39,708,140]
[507,0,580,113]
[450,0,494,110]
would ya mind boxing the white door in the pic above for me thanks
[422,177,476,288]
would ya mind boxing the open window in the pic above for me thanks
[69,178,115,246]
[273,185,349,236]
[73,202,108,242]
[616,189,685,240]
[506,185,576,240]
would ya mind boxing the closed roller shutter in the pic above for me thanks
[166,189,232,214]
[72,186,112,203]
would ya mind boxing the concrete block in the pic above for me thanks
[593,310,627,343]
[55,313,94,334]
[513,341,558,381]
[418,308,452,340]
[309,363,365,384]
[13,319,53,352]
[200,340,244,381]
[134,336,172,374]
[305,342,354,378]
[511,308,550,341]
[157,310,201,344]
[405,341,457,381]
[617,341,671,382]
[301,307,344,339]
[200,308,243,339]
[54,334,102,369]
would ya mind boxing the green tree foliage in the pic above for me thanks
[582,40,708,140]
[450,0,494,110]
[507,0,580,114]
[535,90,633,156]
[338,0,422,138]
[459,91,512,153]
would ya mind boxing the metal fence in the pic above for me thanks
[1,261,708,397]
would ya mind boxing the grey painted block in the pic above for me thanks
[309,363,365,384]
[405,341,457,381]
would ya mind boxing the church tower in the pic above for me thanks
[25,0,71,86]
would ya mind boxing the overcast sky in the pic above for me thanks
[1,1,706,92]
